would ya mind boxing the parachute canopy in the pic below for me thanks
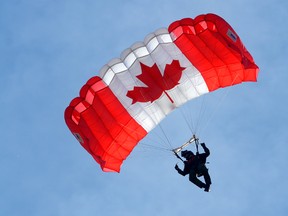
[64,13,259,172]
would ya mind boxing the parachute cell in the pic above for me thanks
[64,13,259,172]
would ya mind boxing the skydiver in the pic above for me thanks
[174,143,212,192]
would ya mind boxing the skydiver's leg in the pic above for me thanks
[189,170,206,188]
[203,172,212,186]
[197,164,212,185]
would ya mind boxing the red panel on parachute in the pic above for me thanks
[65,77,147,172]
[168,13,259,91]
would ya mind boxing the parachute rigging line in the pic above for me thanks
[197,74,241,137]
[172,134,200,161]
[172,134,198,154]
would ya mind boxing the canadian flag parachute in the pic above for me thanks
[64,13,259,172]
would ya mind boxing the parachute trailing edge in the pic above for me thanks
[64,13,259,172]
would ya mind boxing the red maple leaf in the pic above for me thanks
[127,60,185,104]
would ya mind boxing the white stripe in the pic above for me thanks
[99,28,209,132]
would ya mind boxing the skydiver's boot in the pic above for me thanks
[204,184,211,192]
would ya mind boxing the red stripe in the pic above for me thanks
[65,76,147,172]
[168,14,259,91]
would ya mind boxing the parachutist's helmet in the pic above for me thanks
[181,150,194,158]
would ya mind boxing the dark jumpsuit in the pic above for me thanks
[177,145,211,189]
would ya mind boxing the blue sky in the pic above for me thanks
[1,0,288,215]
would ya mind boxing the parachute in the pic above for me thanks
[64,13,259,172]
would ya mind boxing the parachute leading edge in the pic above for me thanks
[64,13,259,172]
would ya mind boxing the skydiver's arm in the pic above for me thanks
[175,164,186,176]
[177,168,186,176]
[201,143,210,156]
[174,152,184,162]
